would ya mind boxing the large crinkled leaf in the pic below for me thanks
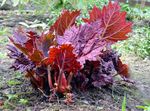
[57,20,106,65]
[83,1,132,42]
[9,29,44,64]
[83,6,101,23]
[46,44,81,93]
[47,44,81,73]
[50,10,80,36]
[10,29,37,54]
[92,74,113,87]
[74,49,129,89]
[11,28,28,45]
[100,50,129,78]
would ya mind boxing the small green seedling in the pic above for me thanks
[19,99,29,105]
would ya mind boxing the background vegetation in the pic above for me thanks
[1,0,149,59]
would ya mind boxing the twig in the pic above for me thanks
[38,88,50,98]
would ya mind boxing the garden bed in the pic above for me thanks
[0,2,150,111]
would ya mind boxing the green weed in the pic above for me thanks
[0,27,8,36]
[19,99,29,105]
[7,79,22,86]
[0,52,7,59]
[136,100,150,111]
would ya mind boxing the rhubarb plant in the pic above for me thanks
[8,1,132,103]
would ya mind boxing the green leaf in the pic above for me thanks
[6,94,18,100]
[0,52,7,59]
[144,100,150,106]
[19,99,28,105]
[20,0,29,4]
[122,95,126,111]
[7,79,22,86]
[136,105,147,110]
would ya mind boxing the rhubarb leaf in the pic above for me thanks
[83,6,101,23]
[92,74,113,87]
[29,50,43,63]
[117,59,129,78]
[47,44,81,73]
[46,44,81,93]
[83,1,132,42]
[50,10,80,36]
[57,21,106,65]
[37,31,55,57]
[7,45,35,73]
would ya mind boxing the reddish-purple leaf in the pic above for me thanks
[50,10,80,36]
[57,21,106,65]
[7,45,35,72]
[46,44,81,93]
[83,6,101,23]
[83,1,132,42]
[36,31,56,57]
[47,44,81,73]
[92,74,113,87]
[12,28,28,45]
[29,50,44,64]
[117,59,129,78]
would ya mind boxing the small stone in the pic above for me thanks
[96,106,103,110]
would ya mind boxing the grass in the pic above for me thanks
[0,27,9,45]
[0,27,9,36]
[136,100,150,111]
[122,95,127,111]
[0,52,7,59]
